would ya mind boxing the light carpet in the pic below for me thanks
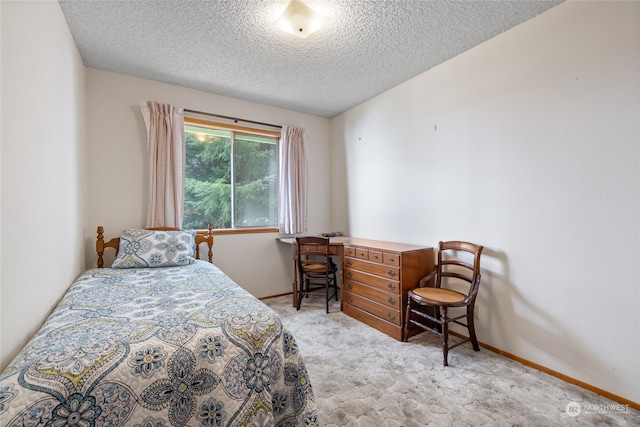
[263,295,639,426]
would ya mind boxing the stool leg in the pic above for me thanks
[296,277,304,310]
[442,306,449,366]
[467,305,480,351]
[325,278,329,313]
[402,298,412,342]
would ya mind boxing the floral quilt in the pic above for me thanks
[0,261,318,426]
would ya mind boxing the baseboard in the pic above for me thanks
[448,331,640,411]
[259,292,292,301]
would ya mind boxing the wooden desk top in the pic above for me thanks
[277,236,431,253]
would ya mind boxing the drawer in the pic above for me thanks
[345,280,400,309]
[345,268,400,294]
[298,244,339,256]
[344,258,400,280]
[383,253,400,267]
[356,248,369,259]
[343,303,404,341]
[344,290,402,326]
[345,246,356,257]
[368,250,383,263]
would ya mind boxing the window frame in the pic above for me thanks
[184,116,281,235]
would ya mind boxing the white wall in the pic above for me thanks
[0,1,87,370]
[85,69,331,297]
[331,1,639,403]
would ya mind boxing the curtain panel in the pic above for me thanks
[140,101,185,228]
[278,126,308,234]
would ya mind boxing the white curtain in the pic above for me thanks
[140,101,185,228]
[278,126,308,234]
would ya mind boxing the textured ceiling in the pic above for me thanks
[59,0,562,118]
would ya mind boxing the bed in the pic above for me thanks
[0,227,318,427]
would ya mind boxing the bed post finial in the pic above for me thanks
[207,224,214,263]
[97,226,105,268]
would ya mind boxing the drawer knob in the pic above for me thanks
[346,260,352,267]
[387,283,396,291]
[346,296,353,303]
[347,283,353,290]
[387,269,396,277]
[346,272,352,278]
[387,313,396,320]
[388,297,396,305]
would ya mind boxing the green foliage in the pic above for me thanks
[184,132,231,229]
[184,178,231,229]
[183,129,277,229]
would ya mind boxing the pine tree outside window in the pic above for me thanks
[183,118,279,230]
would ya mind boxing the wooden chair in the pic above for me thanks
[403,241,483,366]
[296,236,339,313]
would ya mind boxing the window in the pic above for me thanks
[184,118,279,230]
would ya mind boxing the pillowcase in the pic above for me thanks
[111,229,197,269]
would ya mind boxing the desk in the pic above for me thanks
[278,237,434,341]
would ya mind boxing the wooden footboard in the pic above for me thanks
[96,225,214,267]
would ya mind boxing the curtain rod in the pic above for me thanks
[184,109,282,129]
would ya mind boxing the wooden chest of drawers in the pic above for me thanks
[342,240,434,341]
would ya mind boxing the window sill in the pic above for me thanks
[199,227,280,236]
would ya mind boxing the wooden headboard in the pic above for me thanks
[96,225,214,268]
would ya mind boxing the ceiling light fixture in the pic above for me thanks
[274,0,329,39]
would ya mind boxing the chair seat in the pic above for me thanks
[302,264,335,275]
[411,287,467,304]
